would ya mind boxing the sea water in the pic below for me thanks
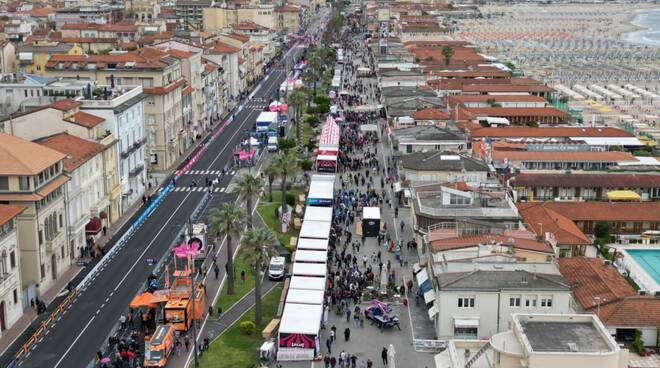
[623,8,660,47]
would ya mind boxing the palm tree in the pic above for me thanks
[441,45,454,66]
[208,203,245,295]
[236,174,263,229]
[264,161,279,202]
[306,53,322,97]
[302,69,318,106]
[271,152,299,225]
[240,227,277,325]
[288,90,307,146]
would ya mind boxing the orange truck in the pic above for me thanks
[144,324,175,367]
[163,284,206,332]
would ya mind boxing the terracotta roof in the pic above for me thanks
[448,95,548,104]
[598,297,660,327]
[470,126,634,138]
[37,133,106,172]
[143,78,186,95]
[99,23,138,33]
[463,84,553,93]
[210,41,240,54]
[62,37,118,44]
[429,70,509,78]
[517,201,660,223]
[50,98,82,111]
[430,234,554,254]
[223,32,249,43]
[166,48,195,59]
[517,203,591,245]
[0,204,25,226]
[412,107,450,120]
[491,149,638,163]
[61,23,99,30]
[275,4,300,12]
[0,133,66,175]
[182,86,193,96]
[558,257,636,310]
[64,111,105,128]
[466,107,570,118]
[512,173,660,188]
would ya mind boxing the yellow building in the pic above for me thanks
[275,5,302,34]
[203,4,276,32]
[17,42,84,76]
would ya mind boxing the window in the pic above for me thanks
[40,263,45,279]
[541,295,553,307]
[10,251,15,269]
[458,296,475,308]
[0,176,8,190]
[19,176,29,190]
[13,289,17,303]
[525,295,537,307]
[509,295,521,307]
[59,213,63,228]
[38,230,43,245]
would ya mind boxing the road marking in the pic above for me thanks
[205,108,262,170]
[53,316,96,368]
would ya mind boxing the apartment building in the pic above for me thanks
[0,205,25,335]
[275,5,302,34]
[126,0,160,24]
[17,42,84,76]
[78,85,147,215]
[0,133,71,296]
[176,0,213,30]
[37,134,108,259]
[43,49,186,171]
[203,4,277,32]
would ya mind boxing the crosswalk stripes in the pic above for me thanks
[184,169,239,176]
[172,186,227,193]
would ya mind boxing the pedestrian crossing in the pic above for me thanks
[171,186,227,193]
[185,169,237,175]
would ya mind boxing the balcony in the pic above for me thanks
[131,138,144,151]
[129,164,144,178]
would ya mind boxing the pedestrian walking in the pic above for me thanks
[119,314,126,330]
[381,347,388,365]
[330,356,337,368]
[344,327,351,342]
[345,308,351,323]
[240,270,246,283]
[326,337,332,354]
[325,355,331,368]
[208,306,214,318]
[217,305,222,320]
[184,336,190,351]
[331,325,336,341]
[214,264,220,279]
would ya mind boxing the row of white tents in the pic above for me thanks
[277,174,335,361]
[555,83,659,102]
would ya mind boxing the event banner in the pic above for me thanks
[279,333,316,349]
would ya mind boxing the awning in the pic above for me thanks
[606,190,641,201]
[85,217,102,235]
[129,292,158,308]
[416,268,432,293]
[454,318,479,328]
[423,288,436,304]
[413,263,422,275]
[427,305,438,319]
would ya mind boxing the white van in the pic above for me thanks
[267,136,279,152]
[268,256,286,280]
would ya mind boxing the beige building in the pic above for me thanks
[275,5,302,34]
[0,100,122,224]
[0,41,16,74]
[217,32,262,89]
[43,49,186,171]
[203,4,277,33]
[37,134,109,259]
[0,133,71,295]
[0,205,25,335]
[127,0,160,23]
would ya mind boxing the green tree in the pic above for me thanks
[271,152,299,226]
[288,90,307,146]
[240,227,277,325]
[441,45,454,66]
[264,161,279,202]
[209,203,245,295]
[306,53,322,97]
[594,221,612,240]
[236,174,263,229]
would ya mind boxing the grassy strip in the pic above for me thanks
[257,190,302,247]
[199,283,284,367]
[214,244,256,313]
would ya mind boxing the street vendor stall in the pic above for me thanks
[285,288,325,305]
[299,220,331,240]
[292,262,326,277]
[277,303,324,361]
[307,175,335,207]
[296,238,329,251]
[303,206,333,223]
[294,249,328,264]
[289,275,326,291]
[362,206,381,237]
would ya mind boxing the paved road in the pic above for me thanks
[16,50,304,368]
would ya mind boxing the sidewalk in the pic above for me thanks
[0,111,233,364]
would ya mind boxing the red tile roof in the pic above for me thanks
[491,149,638,163]
[182,85,193,96]
[0,204,25,226]
[558,257,636,309]
[37,133,106,172]
[517,201,660,223]
[470,127,634,139]
[517,203,591,245]
[598,297,660,327]
[64,111,105,128]
[166,48,195,59]
[143,78,186,95]
[448,95,548,104]
[210,41,240,54]
[50,98,82,111]
[275,4,300,12]
[431,234,554,254]
[463,84,553,93]
[224,32,249,43]
[512,173,660,188]
[412,107,450,120]
[466,107,570,118]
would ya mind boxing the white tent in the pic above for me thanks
[303,207,333,223]
[289,276,326,290]
[299,220,332,240]
[296,238,329,251]
[363,206,380,220]
[286,289,325,305]
[292,262,326,277]
[295,249,328,263]
[278,303,323,361]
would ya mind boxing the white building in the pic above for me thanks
[37,133,108,258]
[0,205,25,335]
[429,268,572,340]
[80,86,147,213]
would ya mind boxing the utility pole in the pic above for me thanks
[188,217,199,367]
